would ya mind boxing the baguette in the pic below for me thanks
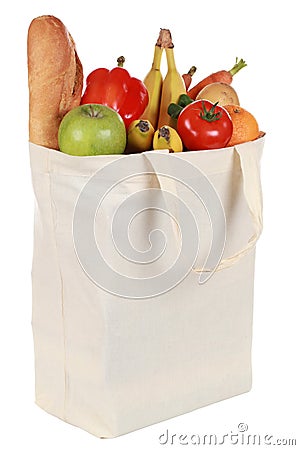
[27,15,83,149]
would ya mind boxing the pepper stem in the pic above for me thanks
[229,57,247,76]
[117,56,125,67]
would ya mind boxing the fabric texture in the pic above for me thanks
[30,137,264,438]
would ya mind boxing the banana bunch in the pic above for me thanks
[140,39,163,130]
[142,28,186,130]
[153,126,183,152]
[126,120,182,153]
[126,29,185,154]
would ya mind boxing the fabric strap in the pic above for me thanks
[143,143,263,275]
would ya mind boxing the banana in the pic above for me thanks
[157,35,186,129]
[126,119,155,153]
[140,36,164,129]
[153,126,183,153]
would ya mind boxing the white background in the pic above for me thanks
[1,0,299,448]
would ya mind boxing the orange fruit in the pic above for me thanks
[223,104,260,146]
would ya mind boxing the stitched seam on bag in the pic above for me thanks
[47,157,68,421]
[30,168,233,178]
[192,236,259,273]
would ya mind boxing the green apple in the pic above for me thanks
[58,104,126,156]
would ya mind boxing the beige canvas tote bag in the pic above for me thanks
[30,135,264,438]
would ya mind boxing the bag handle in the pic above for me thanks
[143,138,264,275]
[211,142,263,271]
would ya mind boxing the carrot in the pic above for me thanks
[187,58,247,100]
[182,66,197,90]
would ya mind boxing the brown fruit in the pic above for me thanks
[196,82,239,106]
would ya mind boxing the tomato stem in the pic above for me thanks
[200,101,222,122]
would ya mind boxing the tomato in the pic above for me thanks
[177,100,233,150]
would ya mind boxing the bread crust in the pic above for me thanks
[27,15,83,149]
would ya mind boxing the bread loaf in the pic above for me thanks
[27,15,83,149]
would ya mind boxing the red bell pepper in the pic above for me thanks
[81,56,149,129]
